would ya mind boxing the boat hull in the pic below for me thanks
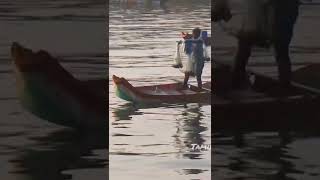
[11,42,107,131]
[113,75,211,104]
[213,62,320,132]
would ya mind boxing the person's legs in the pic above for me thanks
[197,76,202,89]
[274,2,299,87]
[183,72,190,87]
[196,62,204,89]
[274,39,292,87]
[232,39,252,89]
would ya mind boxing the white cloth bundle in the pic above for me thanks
[180,41,195,74]
[173,33,210,74]
[203,44,210,59]
[172,41,196,74]
[173,41,182,67]
[218,0,274,46]
[183,53,195,73]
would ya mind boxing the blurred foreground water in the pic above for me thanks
[0,0,107,179]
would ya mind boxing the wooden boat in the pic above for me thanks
[112,75,211,104]
[214,62,320,132]
[11,42,107,131]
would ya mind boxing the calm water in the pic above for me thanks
[213,2,320,179]
[109,0,211,179]
[0,0,107,179]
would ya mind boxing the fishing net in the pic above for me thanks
[217,0,275,47]
[173,32,211,75]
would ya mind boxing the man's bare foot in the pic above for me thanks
[177,83,188,90]
[195,88,205,92]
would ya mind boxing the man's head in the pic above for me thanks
[212,0,232,22]
[192,28,201,39]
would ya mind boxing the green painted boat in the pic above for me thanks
[113,75,211,104]
[11,42,107,131]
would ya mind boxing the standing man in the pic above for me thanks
[232,0,300,90]
[183,28,206,89]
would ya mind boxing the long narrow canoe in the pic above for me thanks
[11,42,107,131]
[113,75,211,104]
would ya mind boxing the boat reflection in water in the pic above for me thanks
[111,102,211,178]
[10,129,108,180]
[212,130,320,179]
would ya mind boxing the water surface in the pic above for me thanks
[109,0,211,179]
